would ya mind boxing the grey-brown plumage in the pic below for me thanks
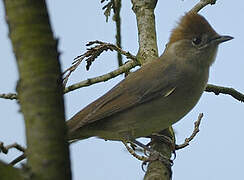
[67,13,233,142]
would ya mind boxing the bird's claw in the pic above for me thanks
[141,149,173,172]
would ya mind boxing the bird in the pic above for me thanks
[66,12,233,145]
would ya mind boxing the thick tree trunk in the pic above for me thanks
[3,0,71,179]
[0,161,24,180]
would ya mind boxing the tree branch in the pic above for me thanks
[131,0,158,64]
[10,154,26,166]
[144,128,174,180]
[64,59,138,93]
[205,84,244,102]
[190,0,217,13]
[175,113,204,150]
[62,40,137,87]
[0,142,26,165]
[0,142,25,154]
[130,0,173,179]
[113,0,123,67]
[101,0,114,22]
[0,93,18,100]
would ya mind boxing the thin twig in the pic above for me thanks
[0,142,26,154]
[205,84,244,102]
[101,0,114,22]
[0,142,26,165]
[113,0,123,67]
[64,59,138,93]
[0,93,18,100]
[10,153,26,166]
[62,40,137,87]
[190,0,217,13]
[175,113,204,150]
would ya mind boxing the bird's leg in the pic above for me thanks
[131,139,173,166]
[122,140,147,161]
[130,139,152,153]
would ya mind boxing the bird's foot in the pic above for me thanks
[141,150,173,172]
[122,139,173,171]
[149,133,176,160]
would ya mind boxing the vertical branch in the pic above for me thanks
[131,1,173,180]
[3,0,71,179]
[113,0,123,67]
[144,128,175,180]
[131,0,158,64]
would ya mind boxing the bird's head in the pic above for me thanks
[166,13,233,67]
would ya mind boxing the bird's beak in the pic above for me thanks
[212,35,234,44]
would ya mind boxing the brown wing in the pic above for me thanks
[67,60,179,132]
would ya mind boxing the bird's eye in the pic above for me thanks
[192,37,202,45]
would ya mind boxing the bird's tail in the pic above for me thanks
[67,122,91,142]
[67,130,91,144]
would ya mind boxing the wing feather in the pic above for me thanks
[67,60,179,132]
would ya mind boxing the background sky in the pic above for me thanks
[0,1,243,180]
